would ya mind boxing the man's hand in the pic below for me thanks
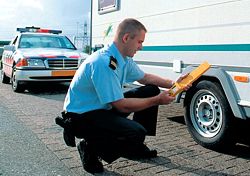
[158,90,176,105]
[175,73,192,91]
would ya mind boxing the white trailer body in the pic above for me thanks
[91,0,250,149]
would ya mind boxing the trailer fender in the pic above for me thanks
[181,65,245,119]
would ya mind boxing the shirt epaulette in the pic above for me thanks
[109,56,117,70]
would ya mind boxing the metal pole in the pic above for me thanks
[89,0,93,54]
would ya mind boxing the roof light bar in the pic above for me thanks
[17,27,62,34]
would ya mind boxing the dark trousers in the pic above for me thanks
[67,85,160,163]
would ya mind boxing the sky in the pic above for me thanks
[0,0,91,41]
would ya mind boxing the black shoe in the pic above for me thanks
[123,144,158,160]
[77,140,104,173]
[135,144,157,159]
[139,149,158,159]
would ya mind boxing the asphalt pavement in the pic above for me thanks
[0,102,78,176]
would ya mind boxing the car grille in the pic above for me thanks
[47,58,78,69]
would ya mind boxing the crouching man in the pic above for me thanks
[61,18,190,174]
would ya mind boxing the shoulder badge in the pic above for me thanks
[109,56,117,70]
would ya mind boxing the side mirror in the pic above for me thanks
[3,45,15,52]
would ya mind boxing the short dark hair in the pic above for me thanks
[116,18,147,41]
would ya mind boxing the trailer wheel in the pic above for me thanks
[11,68,25,93]
[184,80,236,150]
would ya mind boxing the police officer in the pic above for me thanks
[62,18,190,173]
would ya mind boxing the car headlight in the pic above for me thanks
[27,59,45,67]
[16,58,45,68]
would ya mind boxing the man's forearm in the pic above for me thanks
[138,73,173,88]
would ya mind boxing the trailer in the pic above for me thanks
[90,0,250,150]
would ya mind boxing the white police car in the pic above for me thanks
[1,27,88,92]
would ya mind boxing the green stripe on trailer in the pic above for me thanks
[142,44,250,51]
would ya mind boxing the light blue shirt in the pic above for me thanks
[63,42,145,114]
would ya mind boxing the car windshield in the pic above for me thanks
[19,34,76,49]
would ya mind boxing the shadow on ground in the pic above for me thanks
[26,82,69,94]
[23,82,69,101]
[107,156,235,176]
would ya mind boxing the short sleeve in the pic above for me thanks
[90,60,124,104]
[126,59,145,83]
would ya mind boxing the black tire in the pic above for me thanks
[1,69,10,84]
[11,68,25,93]
[184,80,236,150]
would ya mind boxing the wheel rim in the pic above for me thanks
[12,71,18,90]
[1,70,3,81]
[190,89,223,138]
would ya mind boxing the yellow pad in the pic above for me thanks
[169,61,211,96]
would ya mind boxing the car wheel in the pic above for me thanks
[1,69,10,84]
[184,80,236,150]
[11,68,25,93]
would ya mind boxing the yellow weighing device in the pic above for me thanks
[169,61,211,97]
